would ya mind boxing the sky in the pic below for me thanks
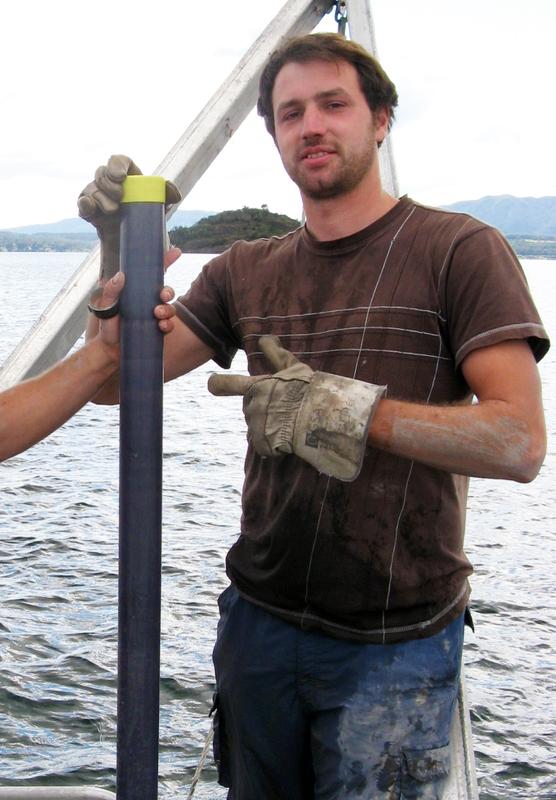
[1,0,555,229]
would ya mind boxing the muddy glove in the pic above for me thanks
[78,154,182,307]
[208,335,386,482]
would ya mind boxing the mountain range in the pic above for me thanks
[1,196,555,253]
[441,195,556,237]
[3,209,213,236]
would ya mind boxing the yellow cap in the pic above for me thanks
[121,175,166,204]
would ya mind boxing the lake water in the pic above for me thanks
[0,252,554,799]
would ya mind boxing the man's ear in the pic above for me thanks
[374,107,390,146]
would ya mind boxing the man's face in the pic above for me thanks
[271,58,388,200]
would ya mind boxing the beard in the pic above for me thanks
[284,130,378,201]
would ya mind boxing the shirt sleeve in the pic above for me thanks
[174,252,240,369]
[440,225,550,368]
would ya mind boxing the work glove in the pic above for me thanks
[208,335,386,482]
[78,155,182,305]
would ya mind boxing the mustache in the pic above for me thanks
[303,136,326,148]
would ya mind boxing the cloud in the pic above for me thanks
[0,0,554,227]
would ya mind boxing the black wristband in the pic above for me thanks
[87,300,120,319]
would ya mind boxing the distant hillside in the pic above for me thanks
[0,210,216,253]
[505,235,556,259]
[441,195,556,236]
[3,209,214,236]
[169,207,301,253]
[0,230,97,253]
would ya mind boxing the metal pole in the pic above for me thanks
[117,176,166,800]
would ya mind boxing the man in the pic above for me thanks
[0,271,177,462]
[81,33,548,800]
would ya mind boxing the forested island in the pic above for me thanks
[169,207,301,253]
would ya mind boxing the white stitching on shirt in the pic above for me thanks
[301,205,419,626]
[234,304,440,326]
[437,217,475,286]
[243,325,441,341]
[249,347,451,362]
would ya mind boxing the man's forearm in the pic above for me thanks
[0,339,119,461]
[368,397,546,483]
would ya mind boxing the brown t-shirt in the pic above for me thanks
[176,197,549,643]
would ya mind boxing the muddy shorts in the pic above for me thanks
[212,585,464,800]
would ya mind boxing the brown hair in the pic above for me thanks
[257,32,398,139]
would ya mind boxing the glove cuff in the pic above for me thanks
[293,372,386,482]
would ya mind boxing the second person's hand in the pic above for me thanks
[92,272,178,353]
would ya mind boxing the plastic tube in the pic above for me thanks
[117,175,166,800]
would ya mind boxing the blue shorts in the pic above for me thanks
[212,585,464,800]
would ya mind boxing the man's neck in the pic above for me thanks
[302,184,398,242]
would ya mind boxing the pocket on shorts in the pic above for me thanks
[401,744,450,795]
[217,583,235,615]
[210,692,231,788]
